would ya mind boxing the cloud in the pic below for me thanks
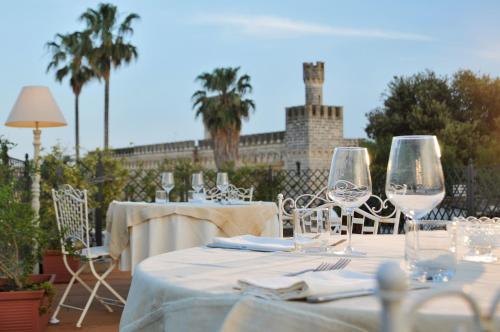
[194,14,432,41]
[477,46,500,62]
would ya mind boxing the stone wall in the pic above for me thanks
[113,61,360,171]
[114,132,286,170]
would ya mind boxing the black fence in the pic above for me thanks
[9,154,500,243]
[123,161,500,220]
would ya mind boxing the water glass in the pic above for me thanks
[155,190,167,204]
[293,208,332,252]
[161,172,175,202]
[188,190,206,203]
[192,173,204,193]
[405,219,456,282]
[454,217,500,263]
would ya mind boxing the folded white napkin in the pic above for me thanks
[208,235,295,252]
[238,270,374,300]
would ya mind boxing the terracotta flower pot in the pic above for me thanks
[0,274,55,332]
[42,250,80,283]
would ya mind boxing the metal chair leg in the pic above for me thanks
[89,260,127,305]
[50,262,88,324]
[76,280,102,328]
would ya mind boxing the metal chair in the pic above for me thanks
[206,184,254,202]
[278,187,401,238]
[50,184,126,328]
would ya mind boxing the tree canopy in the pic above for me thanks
[365,70,500,171]
[192,67,255,169]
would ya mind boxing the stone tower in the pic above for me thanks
[303,62,324,105]
[285,61,350,170]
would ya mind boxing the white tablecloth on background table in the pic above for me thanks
[119,234,500,332]
[106,201,280,272]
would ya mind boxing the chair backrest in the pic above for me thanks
[52,184,90,254]
[278,187,401,237]
[206,184,254,202]
[376,262,488,332]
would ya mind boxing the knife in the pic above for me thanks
[306,285,430,303]
[330,239,346,247]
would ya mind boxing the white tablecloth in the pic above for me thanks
[120,234,500,332]
[106,201,280,272]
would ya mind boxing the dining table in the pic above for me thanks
[105,200,280,272]
[119,234,500,332]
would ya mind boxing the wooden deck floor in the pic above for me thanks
[47,268,131,332]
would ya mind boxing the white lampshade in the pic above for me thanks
[5,86,66,128]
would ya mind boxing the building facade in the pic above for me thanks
[114,62,359,170]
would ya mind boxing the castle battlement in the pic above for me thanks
[286,105,343,119]
[114,140,196,157]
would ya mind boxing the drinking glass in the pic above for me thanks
[327,147,372,256]
[454,217,500,263]
[155,190,167,204]
[293,208,332,253]
[386,136,445,220]
[192,173,204,193]
[405,220,456,282]
[161,172,175,203]
[216,172,229,202]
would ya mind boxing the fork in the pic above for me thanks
[285,258,351,277]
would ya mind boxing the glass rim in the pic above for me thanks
[409,219,454,225]
[392,135,436,140]
[333,147,368,150]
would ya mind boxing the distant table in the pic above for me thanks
[105,201,280,272]
[119,234,500,332]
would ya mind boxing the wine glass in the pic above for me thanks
[216,172,229,202]
[192,172,204,193]
[385,136,445,220]
[385,135,446,281]
[327,147,372,256]
[161,172,175,203]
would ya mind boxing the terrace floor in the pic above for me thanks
[47,267,130,332]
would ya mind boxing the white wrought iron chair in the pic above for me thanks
[206,184,254,202]
[376,261,499,332]
[278,187,401,238]
[51,184,126,328]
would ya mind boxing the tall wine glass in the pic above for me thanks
[385,136,445,220]
[161,172,175,203]
[327,147,372,256]
[192,172,204,193]
[216,172,229,202]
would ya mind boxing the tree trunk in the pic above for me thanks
[75,93,80,161]
[104,75,110,149]
[212,126,240,170]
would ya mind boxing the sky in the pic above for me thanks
[1,0,500,159]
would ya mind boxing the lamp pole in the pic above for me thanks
[32,122,41,217]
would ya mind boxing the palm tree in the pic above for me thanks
[80,3,140,149]
[46,31,94,161]
[192,67,255,169]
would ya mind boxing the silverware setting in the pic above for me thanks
[306,285,430,303]
[285,258,351,277]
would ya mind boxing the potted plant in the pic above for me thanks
[0,181,56,332]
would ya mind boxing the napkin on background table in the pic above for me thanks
[238,270,375,300]
[207,235,295,252]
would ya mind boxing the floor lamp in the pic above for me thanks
[5,86,66,217]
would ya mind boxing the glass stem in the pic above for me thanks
[166,190,170,203]
[346,209,354,254]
